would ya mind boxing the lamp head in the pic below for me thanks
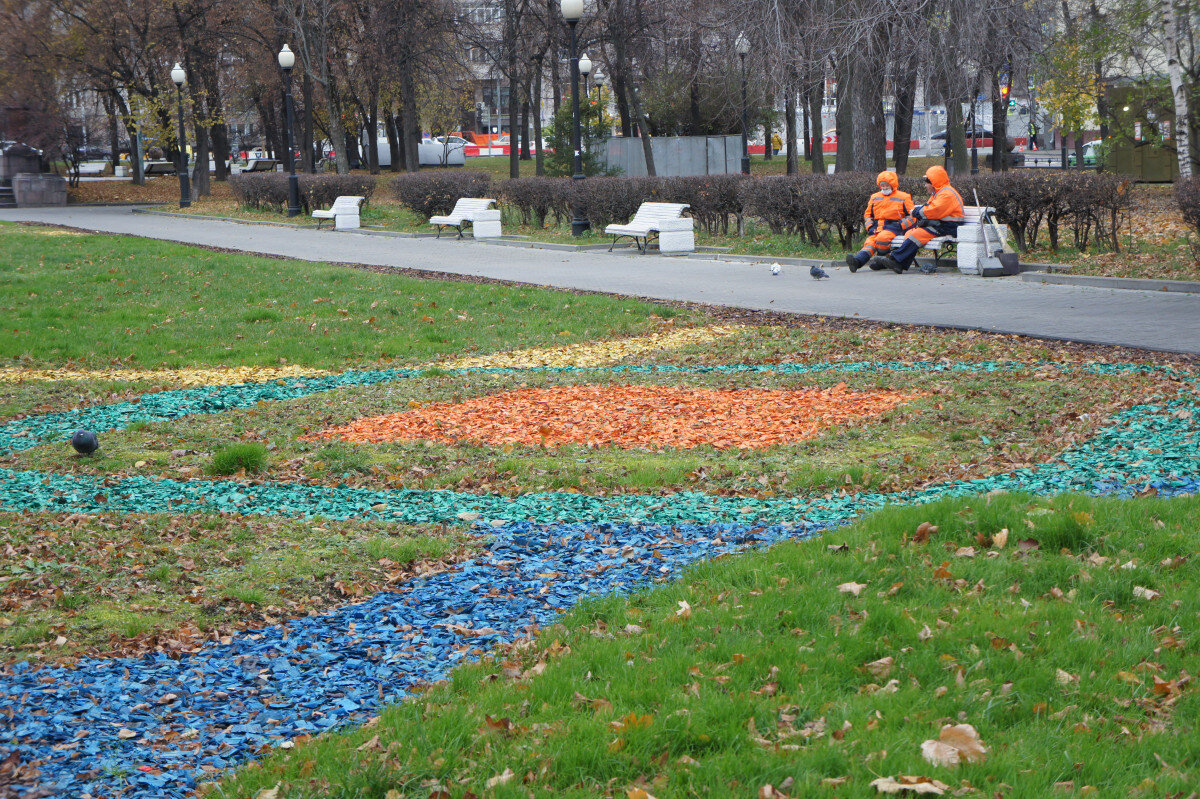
[170,62,186,87]
[561,0,583,21]
[578,53,592,75]
[278,44,295,70]
[735,33,750,56]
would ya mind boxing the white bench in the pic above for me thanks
[920,205,1002,267]
[429,198,501,239]
[605,202,694,254]
[312,195,365,230]
[76,161,108,176]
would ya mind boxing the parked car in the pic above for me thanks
[931,128,994,140]
[1068,140,1104,167]
[432,135,470,149]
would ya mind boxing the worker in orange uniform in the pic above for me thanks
[846,171,914,273]
[870,164,965,274]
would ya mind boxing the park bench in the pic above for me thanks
[605,202,694,254]
[312,195,365,230]
[429,197,502,239]
[143,161,177,176]
[243,158,279,172]
[919,205,1009,270]
[75,161,108,176]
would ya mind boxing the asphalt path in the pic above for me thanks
[4,205,1198,355]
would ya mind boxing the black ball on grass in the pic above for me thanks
[70,430,99,455]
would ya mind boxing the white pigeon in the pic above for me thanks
[770,262,782,275]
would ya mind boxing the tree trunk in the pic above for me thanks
[946,99,968,175]
[1163,0,1193,177]
[808,84,825,174]
[835,60,853,172]
[324,68,349,173]
[785,74,798,174]
[851,65,886,172]
[802,95,811,162]
[302,72,315,172]
[103,92,120,166]
[893,55,918,174]
[115,92,144,185]
[534,62,545,175]
[520,95,531,160]
[401,64,420,173]
[990,73,1008,172]
[366,98,380,174]
[386,110,400,172]
[191,121,210,197]
[202,64,228,181]
[628,86,655,176]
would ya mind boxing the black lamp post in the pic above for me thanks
[278,44,301,217]
[578,54,592,154]
[170,62,190,208]
[562,0,588,236]
[736,33,751,175]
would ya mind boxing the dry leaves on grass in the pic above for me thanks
[312,384,919,451]
[870,775,951,794]
[919,724,988,767]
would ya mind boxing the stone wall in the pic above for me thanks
[12,174,67,206]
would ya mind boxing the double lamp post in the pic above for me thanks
[561,0,588,236]
[169,46,301,216]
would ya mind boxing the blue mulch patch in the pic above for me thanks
[0,359,1198,796]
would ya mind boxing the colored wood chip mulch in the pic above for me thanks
[313,384,919,451]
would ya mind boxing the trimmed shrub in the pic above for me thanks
[230,173,289,211]
[499,177,570,227]
[660,175,747,235]
[230,173,376,214]
[390,171,492,220]
[301,174,376,211]
[570,176,663,230]
[739,176,810,237]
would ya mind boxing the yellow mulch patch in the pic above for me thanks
[0,365,331,386]
[436,325,748,370]
[0,326,747,386]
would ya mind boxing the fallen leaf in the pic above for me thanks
[865,656,895,679]
[838,581,866,597]
[1133,586,1161,601]
[913,522,939,543]
[116,729,137,740]
[486,769,515,788]
[1056,668,1079,685]
[254,786,281,799]
[676,600,692,619]
[821,776,851,787]
[626,789,658,799]
[870,775,949,794]
[992,528,1009,548]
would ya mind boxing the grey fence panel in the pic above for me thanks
[601,135,741,177]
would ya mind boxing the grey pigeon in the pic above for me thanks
[810,264,829,280]
[70,430,99,455]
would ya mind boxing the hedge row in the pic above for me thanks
[323,169,1140,254]
[230,174,377,213]
[957,171,1135,252]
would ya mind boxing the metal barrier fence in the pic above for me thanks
[601,135,742,177]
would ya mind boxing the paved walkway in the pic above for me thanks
[3,205,1198,355]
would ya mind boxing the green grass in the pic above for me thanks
[0,511,477,660]
[212,493,1200,798]
[208,442,269,475]
[0,224,693,369]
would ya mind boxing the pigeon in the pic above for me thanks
[810,264,829,280]
[770,262,782,275]
[70,430,99,455]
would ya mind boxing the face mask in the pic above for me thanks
[880,185,893,195]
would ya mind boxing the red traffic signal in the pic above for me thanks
[1000,83,1011,99]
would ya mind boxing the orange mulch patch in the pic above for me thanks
[312,384,919,451]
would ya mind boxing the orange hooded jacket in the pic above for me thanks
[916,165,965,222]
[863,171,914,232]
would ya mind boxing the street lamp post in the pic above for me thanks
[592,68,604,143]
[278,44,301,217]
[736,33,751,175]
[170,62,190,208]
[562,0,588,236]
[578,54,592,154]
